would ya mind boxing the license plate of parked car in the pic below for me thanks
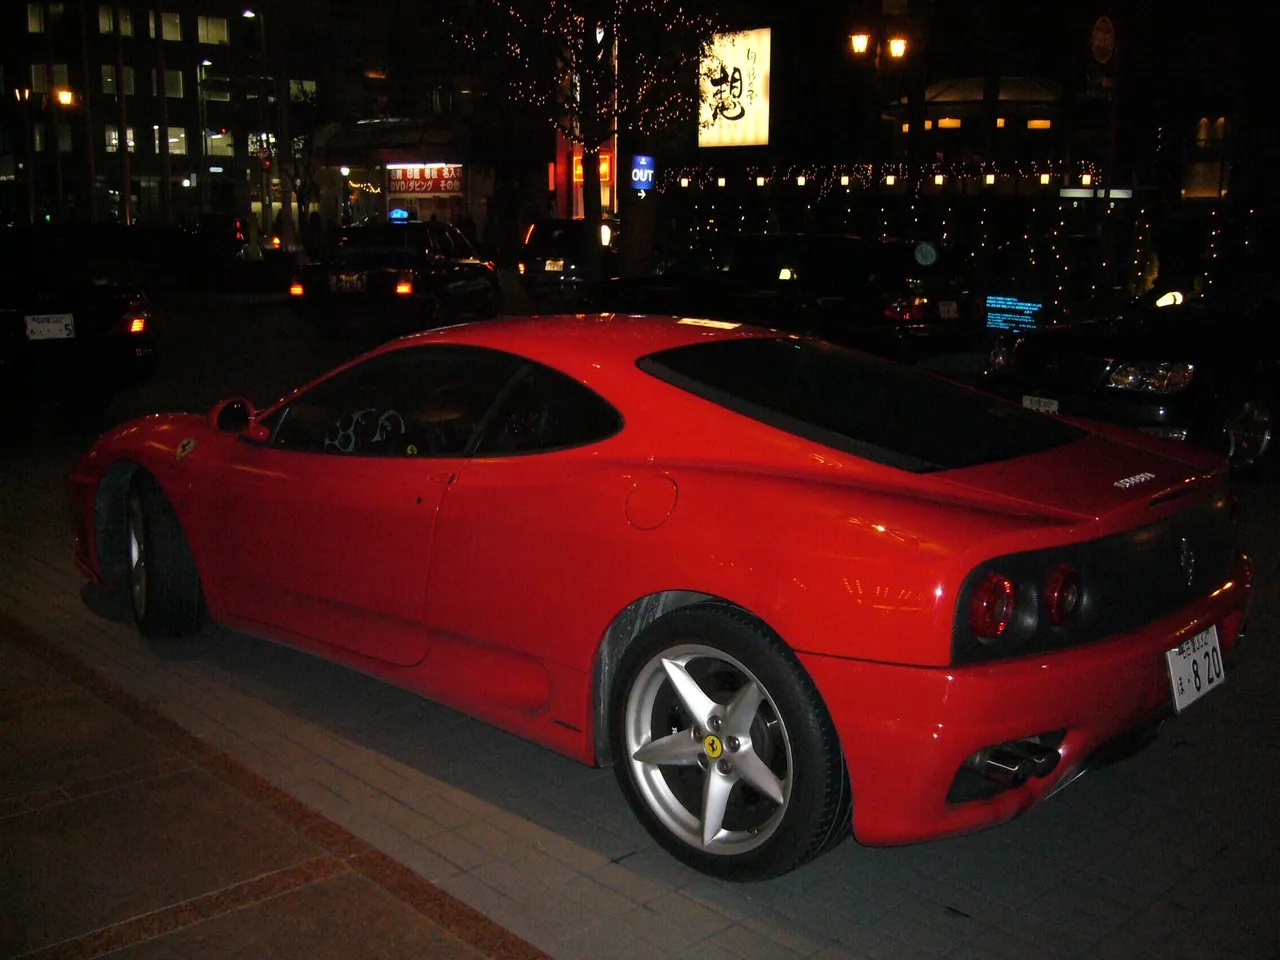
[544,258,564,272]
[1165,625,1224,713]
[25,313,76,340]
[334,273,366,293]
[1022,395,1059,414]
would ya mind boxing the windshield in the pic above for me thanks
[638,337,1086,472]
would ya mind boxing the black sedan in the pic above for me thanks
[578,233,988,369]
[290,219,501,334]
[982,298,1277,472]
[1,226,158,417]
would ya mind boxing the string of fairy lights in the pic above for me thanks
[672,169,1163,300]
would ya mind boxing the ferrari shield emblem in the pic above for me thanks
[703,734,723,759]
[176,438,199,461]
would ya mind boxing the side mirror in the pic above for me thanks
[209,396,255,434]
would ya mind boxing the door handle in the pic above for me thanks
[428,471,455,485]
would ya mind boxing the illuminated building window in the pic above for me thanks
[151,68,184,98]
[996,117,1006,128]
[924,119,933,130]
[1027,119,1052,130]
[197,15,229,44]
[154,125,187,155]
[884,174,896,186]
[937,117,961,129]
[1040,173,1051,185]
[148,11,182,41]
[205,129,234,156]
[901,122,909,133]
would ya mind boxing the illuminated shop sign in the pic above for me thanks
[388,163,463,195]
[572,152,614,184]
[699,28,771,148]
[986,295,1043,332]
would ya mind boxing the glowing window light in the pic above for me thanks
[884,174,896,186]
[850,33,870,54]
[888,37,906,58]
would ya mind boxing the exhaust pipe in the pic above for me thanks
[971,738,1061,788]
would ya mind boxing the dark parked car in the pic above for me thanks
[290,219,500,334]
[578,233,987,368]
[0,226,158,416]
[982,296,1278,472]
[517,217,623,310]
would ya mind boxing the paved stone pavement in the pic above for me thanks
[2,301,1279,960]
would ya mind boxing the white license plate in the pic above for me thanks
[938,300,958,319]
[1022,395,1059,414]
[1165,625,1224,713]
[545,258,564,272]
[333,273,365,293]
[25,313,76,340]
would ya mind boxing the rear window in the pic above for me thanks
[524,220,619,257]
[637,338,1086,472]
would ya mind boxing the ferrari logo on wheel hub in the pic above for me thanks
[703,734,723,759]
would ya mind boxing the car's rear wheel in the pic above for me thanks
[611,602,850,880]
[126,472,204,639]
[1225,387,1274,472]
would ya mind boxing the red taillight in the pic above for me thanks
[271,236,282,248]
[1044,564,1081,627]
[969,573,1016,638]
[395,281,413,295]
[883,297,929,321]
[128,316,146,333]
[517,262,526,275]
[289,282,304,297]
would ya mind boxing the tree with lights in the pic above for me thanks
[449,0,723,278]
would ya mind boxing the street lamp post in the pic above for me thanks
[14,88,36,223]
[849,30,909,190]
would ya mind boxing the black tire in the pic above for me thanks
[125,472,204,639]
[610,602,851,880]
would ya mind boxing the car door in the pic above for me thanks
[424,361,627,667]
[200,344,524,665]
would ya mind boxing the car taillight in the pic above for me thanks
[114,309,149,334]
[483,260,497,272]
[517,262,526,275]
[969,572,1016,639]
[883,296,929,322]
[395,280,413,295]
[1044,564,1081,627]
[289,282,304,297]
[271,236,281,248]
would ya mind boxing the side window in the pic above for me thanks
[427,223,457,258]
[445,224,475,259]
[266,346,522,457]
[474,364,622,456]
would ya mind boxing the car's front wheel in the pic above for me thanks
[611,603,850,880]
[126,472,204,639]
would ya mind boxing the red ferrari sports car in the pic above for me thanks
[68,314,1252,879]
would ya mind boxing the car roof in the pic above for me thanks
[394,313,783,380]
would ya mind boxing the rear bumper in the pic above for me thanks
[800,550,1252,845]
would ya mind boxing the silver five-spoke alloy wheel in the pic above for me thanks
[622,643,793,855]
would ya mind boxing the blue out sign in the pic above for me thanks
[631,155,655,193]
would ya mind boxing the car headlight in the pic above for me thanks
[1106,361,1195,393]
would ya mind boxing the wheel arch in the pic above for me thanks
[592,590,789,766]
[93,458,143,589]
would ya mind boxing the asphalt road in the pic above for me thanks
[2,297,1278,960]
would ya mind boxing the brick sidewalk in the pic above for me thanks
[1,614,548,960]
